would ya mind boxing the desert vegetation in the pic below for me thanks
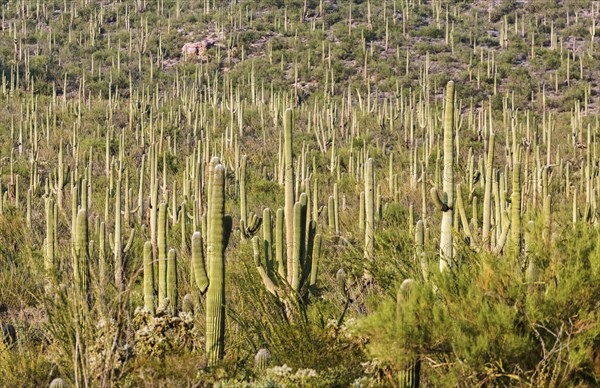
[0,0,600,386]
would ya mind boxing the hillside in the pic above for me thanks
[0,0,599,386]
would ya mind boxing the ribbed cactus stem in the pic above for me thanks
[439,80,455,272]
[365,158,374,261]
[167,248,178,315]
[143,241,155,315]
[114,177,124,290]
[263,208,273,273]
[206,164,230,367]
[192,231,209,293]
[240,155,247,226]
[416,220,426,280]
[74,208,90,302]
[310,234,322,288]
[333,182,340,234]
[359,191,365,234]
[509,162,522,257]
[45,197,55,274]
[254,348,271,371]
[482,132,495,247]
[284,109,295,282]
[158,202,168,304]
[275,208,285,279]
[291,194,308,291]
[99,221,106,289]
[397,279,421,387]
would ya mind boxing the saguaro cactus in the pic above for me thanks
[253,192,322,313]
[284,108,295,280]
[74,208,90,303]
[167,248,178,315]
[45,196,55,275]
[158,202,168,304]
[365,158,375,261]
[431,81,455,271]
[143,241,155,315]
[397,279,421,387]
[206,164,231,366]
[509,161,522,258]
[190,164,232,367]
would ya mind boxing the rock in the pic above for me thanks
[181,40,215,61]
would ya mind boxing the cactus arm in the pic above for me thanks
[455,184,472,240]
[192,231,209,294]
[430,187,449,212]
[123,229,135,253]
[253,236,281,298]
[309,233,322,289]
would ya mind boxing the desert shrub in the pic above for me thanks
[359,224,600,386]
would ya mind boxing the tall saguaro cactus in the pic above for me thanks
[365,158,375,261]
[509,161,522,258]
[74,208,90,303]
[143,241,155,315]
[45,196,56,275]
[206,164,230,366]
[431,81,455,272]
[158,202,168,305]
[283,108,295,282]
[190,163,232,367]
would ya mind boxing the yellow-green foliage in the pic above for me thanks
[359,225,600,386]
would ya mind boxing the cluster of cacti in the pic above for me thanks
[1,1,600,385]
[251,109,323,313]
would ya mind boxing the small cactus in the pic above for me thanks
[49,378,66,388]
[254,348,271,370]
[182,293,195,314]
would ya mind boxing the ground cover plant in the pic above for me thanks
[0,0,599,386]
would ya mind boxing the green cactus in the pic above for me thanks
[44,196,55,275]
[415,220,427,280]
[254,348,271,371]
[482,132,495,247]
[158,202,168,304]
[191,231,209,293]
[143,241,155,315]
[509,162,522,258]
[396,279,421,387]
[253,192,321,312]
[167,248,178,315]
[365,158,374,261]
[113,176,135,291]
[284,108,295,280]
[275,208,285,278]
[431,81,455,272]
[49,378,66,388]
[205,164,232,366]
[262,208,273,274]
[182,293,195,314]
[74,208,90,303]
